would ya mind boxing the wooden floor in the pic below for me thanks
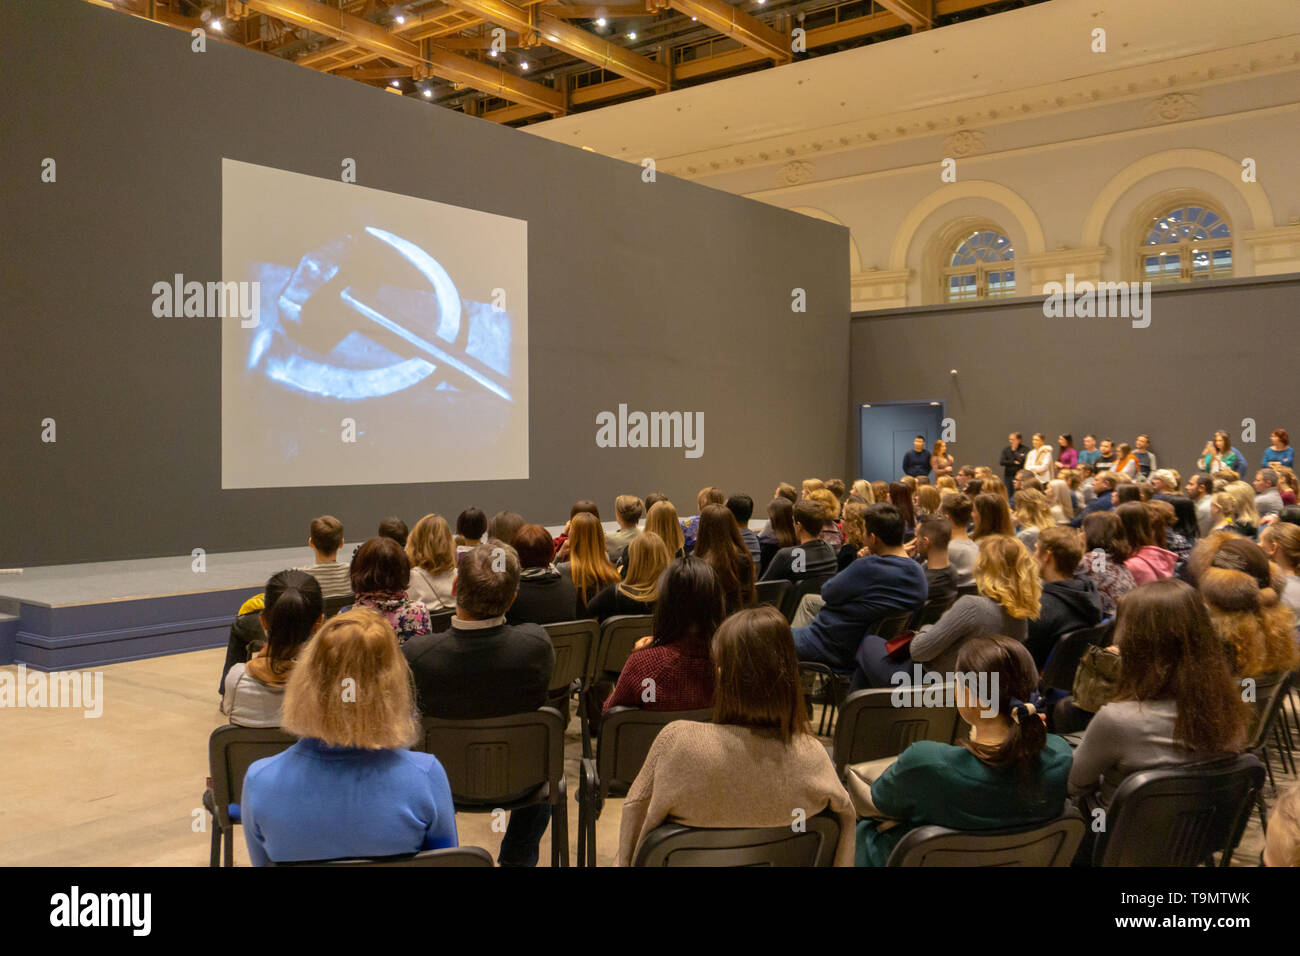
[0,650,1290,866]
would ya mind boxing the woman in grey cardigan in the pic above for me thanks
[854,535,1041,688]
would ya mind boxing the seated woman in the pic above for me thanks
[349,537,432,644]
[808,488,845,549]
[888,482,916,544]
[1069,579,1246,820]
[587,532,671,622]
[854,534,1040,689]
[1074,511,1137,617]
[404,514,457,611]
[1115,502,1177,584]
[604,556,724,713]
[1013,488,1055,552]
[453,507,487,556]
[837,500,869,571]
[222,570,323,727]
[759,497,797,576]
[1260,521,1300,615]
[1187,532,1299,679]
[1223,480,1262,539]
[616,605,856,866]
[241,608,458,865]
[645,499,686,560]
[692,504,757,615]
[971,492,1014,540]
[558,512,621,618]
[506,524,579,626]
[855,635,1073,866]
[1045,479,1075,524]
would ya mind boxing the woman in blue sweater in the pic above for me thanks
[241,608,458,865]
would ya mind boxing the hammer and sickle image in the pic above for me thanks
[246,227,513,402]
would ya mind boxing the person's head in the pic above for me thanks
[982,475,1009,500]
[1166,495,1200,540]
[775,482,798,504]
[646,500,685,555]
[933,439,948,458]
[1116,442,1133,460]
[1187,473,1212,500]
[309,515,344,558]
[614,495,645,528]
[281,608,417,750]
[841,500,869,550]
[913,435,926,453]
[791,498,824,541]
[1114,581,1247,752]
[1092,471,1118,495]
[1081,510,1131,561]
[1077,462,1095,480]
[972,492,1014,539]
[936,475,957,492]
[805,488,839,528]
[956,465,976,487]
[405,514,456,576]
[350,536,411,596]
[863,503,906,552]
[1271,428,1291,450]
[1045,479,1074,519]
[900,475,918,494]
[1224,481,1261,525]
[824,479,846,503]
[1255,469,1279,494]
[259,569,324,679]
[767,497,797,548]
[653,556,725,649]
[566,512,618,600]
[513,524,556,569]
[1008,432,1022,449]
[800,478,825,498]
[1213,430,1232,453]
[941,492,974,531]
[1083,434,1097,451]
[1136,434,1150,451]
[964,478,984,498]
[1013,488,1054,531]
[711,605,809,743]
[870,480,890,503]
[1150,469,1178,494]
[1260,521,1300,574]
[455,507,487,543]
[1146,499,1175,544]
[697,486,725,514]
[1099,438,1114,457]
[1058,434,1074,450]
[916,484,941,517]
[487,510,525,547]
[1114,483,1142,505]
[850,479,871,503]
[569,500,600,523]
[1031,432,1045,449]
[695,504,754,608]
[1210,490,1238,524]
[1115,501,1158,551]
[724,494,754,529]
[974,535,1041,619]
[454,541,522,618]
[1035,525,1083,580]
[1278,468,1298,495]
[915,514,952,559]
[377,516,408,547]
[1013,469,1036,492]
[619,531,672,602]
[1264,783,1300,867]
[954,636,1046,769]
[644,492,669,513]
[888,482,916,529]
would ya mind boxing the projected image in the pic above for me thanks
[221,159,528,489]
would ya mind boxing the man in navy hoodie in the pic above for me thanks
[792,503,928,672]
[1070,471,1117,527]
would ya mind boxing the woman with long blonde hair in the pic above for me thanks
[982,475,1010,501]
[1013,488,1056,551]
[405,514,457,610]
[646,499,685,557]
[851,479,874,504]
[559,512,621,616]
[1045,479,1074,523]
[1224,480,1261,533]
[240,609,458,865]
[586,531,672,622]
[936,475,958,493]
[916,484,942,519]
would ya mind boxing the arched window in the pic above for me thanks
[942,228,1015,302]
[1140,204,1232,284]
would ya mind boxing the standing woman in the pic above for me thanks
[559,512,621,617]
[1025,433,1055,485]
[930,440,954,481]
[693,504,757,615]
[1057,435,1078,470]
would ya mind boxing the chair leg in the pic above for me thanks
[209,821,221,868]
[575,794,587,869]
[1258,793,1269,835]
[222,826,234,867]
[552,796,569,868]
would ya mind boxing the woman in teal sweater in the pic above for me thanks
[855,635,1073,866]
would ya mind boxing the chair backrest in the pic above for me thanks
[323,593,354,619]
[597,707,714,800]
[832,686,960,776]
[1246,671,1292,750]
[542,619,598,695]
[873,608,915,642]
[270,846,494,867]
[1039,620,1114,692]
[208,725,298,826]
[1095,754,1266,866]
[592,614,655,680]
[633,808,841,867]
[887,807,1086,866]
[415,707,565,809]
[956,583,979,598]
[782,572,835,620]
[753,579,792,613]
[427,607,455,633]
[912,592,956,629]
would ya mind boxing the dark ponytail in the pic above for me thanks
[263,570,323,678]
[955,635,1048,785]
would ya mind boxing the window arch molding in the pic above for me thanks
[1126,189,1233,284]
[925,217,1017,303]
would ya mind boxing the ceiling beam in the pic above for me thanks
[546,4,647,18]
[653,0,790,65]
[874,0,932,30]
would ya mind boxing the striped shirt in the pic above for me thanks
[300,561,352,599]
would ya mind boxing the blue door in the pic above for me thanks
[859,402,945,482]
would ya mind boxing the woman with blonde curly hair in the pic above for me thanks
[1013,488,1056,552]
[838,500,869,570]
[853,534,1041,688]
[405,513,457,610]
[240,609,458,865]
[807,487,845,549]
[1189,532,1299,678]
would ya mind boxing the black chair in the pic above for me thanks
[591,614,654,684]
[323,593,354,619]
[887,806,1086,866]
[1039,620,1114,693]
[956,583,979,598]
[415,707,570,867]
[754,579,793,613]
[577,706,713,866]
[1246,671,1294,827]
[427,607,454,633]
[204,725,298,867]
[541,619,598,733]
[801,607,917,737]
[782,572,835,622]
[911,591,956,629]
[831,685,960,778]
[269,846,494,867]
[1093,754,1266,866]
[633,808,841,866]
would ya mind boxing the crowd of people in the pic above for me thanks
[216,425,1300,867]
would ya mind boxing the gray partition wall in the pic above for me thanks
[0,0,849,567]
[848,274,1300,481]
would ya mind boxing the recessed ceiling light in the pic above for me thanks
[395,14,405,23]
[423,89,432,97]
[390,79,400,87]
[211,18,223,30]
[520,60,529,69]
[628,31,636,39]
[596,16,607,26]
[489,49,497,57]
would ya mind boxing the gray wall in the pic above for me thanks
[0,0,848,567]
[848,274,1300,482]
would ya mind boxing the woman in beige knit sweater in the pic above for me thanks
[616,605,856,866]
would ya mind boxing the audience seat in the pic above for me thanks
[541,619,598,735]
[591,614,655,686]
[1039,620,1114,695]
[322,594,354,619]
[205,725,299,867]
[267,846,494,867]
[800,607,915,737]
[781,573,834,621]
[753,579,793,614]
[831,684,960,778]
[632,808,841,867]
[887,806,1085,866]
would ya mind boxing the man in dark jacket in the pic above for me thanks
[1000,432,1027,484]
[404,542,555,866]
[902,435,931,478]
[1026,526,1103,668]
[1070,471,1117,527]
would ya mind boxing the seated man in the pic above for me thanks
[791,504,927,672]
[605,495,643,563]
[1255,469,1285,519]
[299,515,352,599]
[941,493,978,589]
[760,499,836,585]
[913,514,958,616]
[1025,526,1103,669]
[726,494,762,567]
[403,543,556,867]
[1070,471,1117,527]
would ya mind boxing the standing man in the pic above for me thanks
[1000,432,1027,485]
[902,435,931,479]
[1077,434,1101,468]
[1133,435,1158,478]
[1093,438,1117,471]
